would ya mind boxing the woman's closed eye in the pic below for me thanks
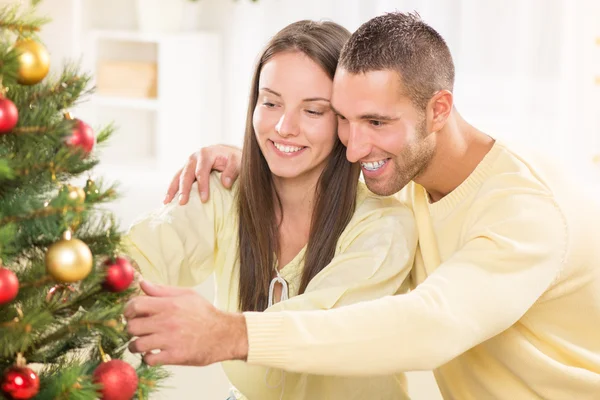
[305,109,324,116]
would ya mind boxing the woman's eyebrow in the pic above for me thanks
[259,87,281,97]
[259,88,330,103]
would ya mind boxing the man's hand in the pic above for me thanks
[164,145,243,205]
[124,280,249,367]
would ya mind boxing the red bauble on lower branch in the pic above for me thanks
[93,359,138,400]
[1,366,40,400]
[64,112,95,155]
[0,97,18,133]
[103,257,135,292]
[0,267,19,305]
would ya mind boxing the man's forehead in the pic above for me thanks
[331,69,409,110]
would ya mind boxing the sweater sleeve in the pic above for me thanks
[244,193,567,375]
[123,173,233,287]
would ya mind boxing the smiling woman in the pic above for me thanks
[237,21,359,311]
[253,51,337,186]
[124,20,417,400]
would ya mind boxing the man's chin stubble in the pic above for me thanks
[364,178,408,197]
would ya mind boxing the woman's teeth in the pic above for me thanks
[274,142,304,153]
[361,160,387,171]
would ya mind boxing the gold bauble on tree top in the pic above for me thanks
[14,38,50,85]
[46,230,93,283]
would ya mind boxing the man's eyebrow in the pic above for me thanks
[358,113,400,121]
[303,97,330,102]
[330,105,399,121]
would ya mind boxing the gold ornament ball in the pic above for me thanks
[66,184,86,204]
[46,231,93,283]
[15,39,50,85]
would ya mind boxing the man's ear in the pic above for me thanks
[426,90,453,133]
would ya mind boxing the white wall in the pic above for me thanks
[31,0,600,399]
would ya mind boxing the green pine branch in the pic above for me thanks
[37,362,101,400]
[0,4,50,37]
[95,123,116,145]
[0,182,119,262]
[0,42,20,83]
[136,364,172,400]
[0,2,168,398]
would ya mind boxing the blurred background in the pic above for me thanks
[19,0,600,398]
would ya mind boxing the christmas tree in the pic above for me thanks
[0,3,167,399]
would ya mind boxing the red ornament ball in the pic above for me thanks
[0,97,18,133]
[0,268,19,305]
[67,119,95,155]
[103,257,135,292]
[1,366,40,400]
[93,359,138,400]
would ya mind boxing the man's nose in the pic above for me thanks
[345,124,372,163]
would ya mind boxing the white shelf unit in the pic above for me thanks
[80,29,222,179]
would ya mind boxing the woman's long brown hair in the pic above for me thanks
[237,20,360,312]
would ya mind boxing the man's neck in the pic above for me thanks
[415,111,495,203]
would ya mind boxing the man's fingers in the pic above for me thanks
[126,315,167,337]
[140,280,191,298]
[178,157,199,205]
[123,295,166,319]
[196,150,221,203]
[221,154,240,189]
[164,169,182,204]
[128,334,167,355]
[143,349,175,366]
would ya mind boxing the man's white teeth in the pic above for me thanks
[361,160,387,171]
[274,142,304,153]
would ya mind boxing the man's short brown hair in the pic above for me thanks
[339,12,455,111]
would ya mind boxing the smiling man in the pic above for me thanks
[126,12,600,399]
